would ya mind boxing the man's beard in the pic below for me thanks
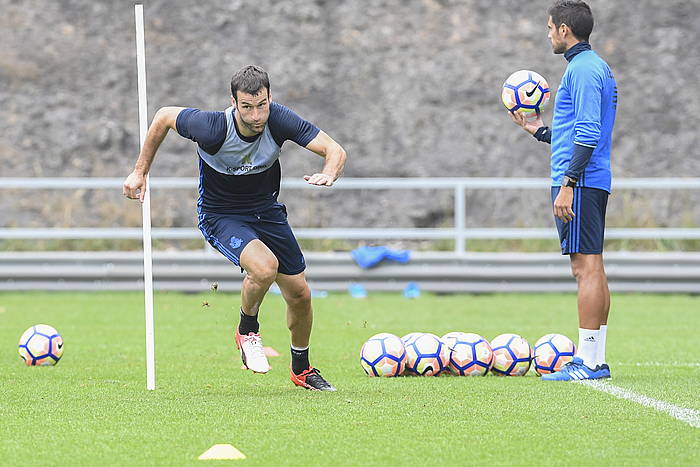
[241,118,264,134]
[552,41,567,54]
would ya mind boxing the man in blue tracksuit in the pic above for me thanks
[510,0,617,380]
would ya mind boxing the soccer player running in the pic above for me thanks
[510,1,617,380]
[123,65,346,391]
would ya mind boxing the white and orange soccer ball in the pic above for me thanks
[360,333,407,377]
[18,324,64,366]
[400,332,424,375]
[533,333,576,375]
[404,333,450,376]
[501,70,550,117]
[490,333,532,376]
[442,332,493,376]
[401,332,422,348]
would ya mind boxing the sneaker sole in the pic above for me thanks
[293,382,335,391]
[235,337,270,374]
[240,353,270,374]
[290,375,336,391]
[290,376,318,390]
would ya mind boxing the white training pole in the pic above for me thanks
[135,3,156,391]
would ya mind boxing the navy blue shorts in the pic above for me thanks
[198,203,306,275]
[551,186,609,255]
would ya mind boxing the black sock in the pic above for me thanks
[291,347,310,375]
[238,308,259,335]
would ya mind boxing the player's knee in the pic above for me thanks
[571,259,603,281]
[570,262,583,280]
[246,259,279,286]
[284,282,311,308]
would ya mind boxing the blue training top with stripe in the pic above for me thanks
[176,101,320,214]
[551,42,617,192]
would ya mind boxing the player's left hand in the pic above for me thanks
[509,110,544,135]
[303,173,334,186]
[553,187,575,223]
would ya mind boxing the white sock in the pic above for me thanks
[596,325,607,366]
[577,328,600,369]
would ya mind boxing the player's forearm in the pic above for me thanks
[133,110,174,175]
[321,144,347,181]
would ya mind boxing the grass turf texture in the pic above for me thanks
[0,292,698,466]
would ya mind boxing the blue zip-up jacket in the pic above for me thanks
[550,42,617,192]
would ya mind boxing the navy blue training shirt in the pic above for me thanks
[176,102,320,214]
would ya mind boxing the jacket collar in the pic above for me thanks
[565,41,591,62]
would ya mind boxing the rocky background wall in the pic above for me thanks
[1,0,698,248]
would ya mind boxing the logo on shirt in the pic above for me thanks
[224,163,270,174]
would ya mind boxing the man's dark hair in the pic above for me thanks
[230,65,270,101]
[549,0,594,41]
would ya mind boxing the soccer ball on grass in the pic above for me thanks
[442,332,493,376]
[401,332,422,347]
[18,324,64,366]
[490,333,532,376]
[404,333,450,376]
[360,333,407,377]
[533,333,576,375]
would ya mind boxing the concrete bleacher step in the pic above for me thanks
[1,251,699,293]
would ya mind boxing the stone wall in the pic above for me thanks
[1,0,698,237]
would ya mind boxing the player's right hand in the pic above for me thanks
[123,170,147,202]
[303,173,334,186]
[509,111,544,135]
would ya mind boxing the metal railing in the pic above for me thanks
[2,177,700,254]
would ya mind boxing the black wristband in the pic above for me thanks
[561,175,577,188]
[533,126,551,144]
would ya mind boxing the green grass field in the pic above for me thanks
[1,292,699,466]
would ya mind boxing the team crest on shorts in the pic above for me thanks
[229,236,243,249]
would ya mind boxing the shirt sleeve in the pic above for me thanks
[175,108,227,155]
[267,102,321,148]
[565,144,595,180]
[570,65,603,148]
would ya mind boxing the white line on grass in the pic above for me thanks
[579,380,700,428]
[615,362,700,368]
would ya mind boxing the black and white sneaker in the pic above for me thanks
[290,367,337,391]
